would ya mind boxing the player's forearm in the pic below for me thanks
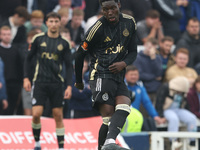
[75,47,87,83]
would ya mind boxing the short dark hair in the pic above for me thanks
[187,17,199,25]
[145,9,160,19]
[126,65,138,73]
[146,38,158,45]
[46,12,61,21]
[161,36,174,43]
[99,0,120,6]
[14,6,29,20]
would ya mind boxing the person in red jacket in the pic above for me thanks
[187,76,200,119]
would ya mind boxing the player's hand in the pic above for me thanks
[2,100,8,110]
[64,86,72,99]
[23,78,31,92]
[109,61,127,74]
[74,82,84,90]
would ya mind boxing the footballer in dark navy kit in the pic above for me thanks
[75,0,138,149]
[23,12,72,150]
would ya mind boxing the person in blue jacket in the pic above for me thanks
[0,57,8,114]
[125,65,166,125]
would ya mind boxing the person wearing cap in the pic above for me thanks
[156,76,197,149]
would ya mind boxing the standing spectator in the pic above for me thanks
[137,10,164,44]
[157,36,175,79]
[191,0,200,21]
[134,38,162,105]
[84,10,103,33]
[21,30,38,116]
[25,10,47,33]
[53,0,73,20]
[125,65,166,125]
[69,58,99,118]
[187,76,200,119]
[0,26,23,115]
[84,0,100,21]
[177,0,192,32]
[165,48,198,85]
[58,7,70,29]
[152,0,182,43]
[120,0,152,22]
[156,76,197,150]
[65,8,85,48]
[0,6,29,46]
[23,12,72,150]
[0,57,8,114]
[175,17,200,68]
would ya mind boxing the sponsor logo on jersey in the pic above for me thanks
[104,36,111,42]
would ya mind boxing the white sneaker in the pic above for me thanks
[171,141,183,150]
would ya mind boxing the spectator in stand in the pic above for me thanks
[165,48,198,86]
[53,0,73,20]
[152,0,182,43]
[187,76,200,119]
[84,10,103,33]
[177,0,192,32]
[137,10,164,44]
[65,8,85,48]
[0,26,23,115]
[0,57,8,115]
[58,7,70,29]
[125,65,166,126]
[175,17,200,68]
[156,76,197,150]
[134,38,162,105]
[21,29,39,116]
[157,36,175,79]
[0,6,29,46]
[25,10,47,33]
[84,0,100,21]
[69,58,99,118]
[190,0,200,21]
[120,0,152,22]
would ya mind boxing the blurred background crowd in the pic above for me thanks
[1,0,200,149]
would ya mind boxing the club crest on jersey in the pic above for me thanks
[57,44,63,51]
[123,28,129,37]
[40,42,47,47]
[102,93,109,101]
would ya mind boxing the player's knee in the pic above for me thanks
[53,113,63,122]
[32,113,41,123]
[115,104,131,114]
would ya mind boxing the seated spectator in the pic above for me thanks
[65,8,85,48]
[68,58,99,118]
[0,6,29,46]
[157,36,175,79]
[0,57,8,114]
[156,76,197,150]
[58,7,70,29]
[53,0,73,20]
[0,26,23,115]
[175,17,200,68]
[152,0,182,43]
[134,38,162,105]
[187,76,200,119]
[25,10,47,33]
[125,65,166,126]
[165,48,198,85]
[137,9,164,44]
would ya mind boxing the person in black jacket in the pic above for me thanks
[75,0,137,149]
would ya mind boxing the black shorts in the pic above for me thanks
[31,82,64,108]
[89,78,130,108]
